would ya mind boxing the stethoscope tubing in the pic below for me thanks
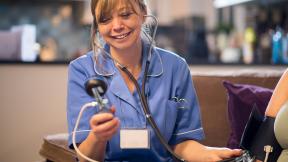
[119,61,186,162]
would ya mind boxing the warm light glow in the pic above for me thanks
[214,0,253,8]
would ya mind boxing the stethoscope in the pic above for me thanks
[73,15,186,162]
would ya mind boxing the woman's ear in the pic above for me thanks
[144,8,147,16]
[142,10,148,22]
[143,15,147,23]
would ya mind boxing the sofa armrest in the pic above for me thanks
[39,133,77,162]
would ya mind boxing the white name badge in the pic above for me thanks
[120,129,150,149]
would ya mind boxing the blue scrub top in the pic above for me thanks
[67,40,205,162]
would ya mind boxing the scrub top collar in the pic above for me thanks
[93,39,163,78]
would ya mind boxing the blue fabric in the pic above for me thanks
[67,40,205,162]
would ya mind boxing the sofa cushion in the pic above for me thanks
[192,68,283,147]
[223,81,273,149]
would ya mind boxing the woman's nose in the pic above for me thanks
[112,18,124,31]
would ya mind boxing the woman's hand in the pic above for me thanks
[205,147,243,161]
[173,140,243,162]
[89,106,120,142]
[77,106,120,162]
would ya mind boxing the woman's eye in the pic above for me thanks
[120,12,133,18]
[99,16,111,24]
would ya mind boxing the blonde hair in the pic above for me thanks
[90,0,148,53]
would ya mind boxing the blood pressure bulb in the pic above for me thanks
[85,78,107,97]
[85,78,110,113]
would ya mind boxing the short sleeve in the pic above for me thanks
[67,60,97,147]
[168,61,205,145]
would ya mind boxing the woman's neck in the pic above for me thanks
[110,42,142,71]
[110,40,143,93]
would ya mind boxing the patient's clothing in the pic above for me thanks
[67,40,205,162]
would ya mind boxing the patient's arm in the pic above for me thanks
[254,69,288,162]
[265,69,288,117]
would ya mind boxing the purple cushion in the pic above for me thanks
[223,81,273,149]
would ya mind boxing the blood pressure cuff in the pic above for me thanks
[240,108,283,162]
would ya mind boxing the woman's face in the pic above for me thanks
[96,1,145,51]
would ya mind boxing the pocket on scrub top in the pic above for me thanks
[163,100,179,140]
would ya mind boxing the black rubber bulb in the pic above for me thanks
[85,78,107,97]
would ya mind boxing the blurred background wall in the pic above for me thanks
[0,65,68,162]
[1,0,288,65]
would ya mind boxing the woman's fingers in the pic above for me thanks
[110,106,116,114]
[216,148,243,160]
[90,106,116,126]
[89,110,120,141]
[90,112,114,125]
[206,147,243,161]
[231,149,243,157]
[92,117,120,133]
[97,119,120,137]
[93,118,119,141]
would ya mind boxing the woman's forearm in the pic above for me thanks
[77,132,107,162]
[174,141,219,162]
[173,140,210,162]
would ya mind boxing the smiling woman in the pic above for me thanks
[91,0,146,69]
[66,0,242,162]
[95,0,145,67]
[90,0,149,93]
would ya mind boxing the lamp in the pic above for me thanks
[274,101,288,162]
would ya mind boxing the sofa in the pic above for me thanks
[39,66,285,162]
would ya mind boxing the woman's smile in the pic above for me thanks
[111,31,133,40]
